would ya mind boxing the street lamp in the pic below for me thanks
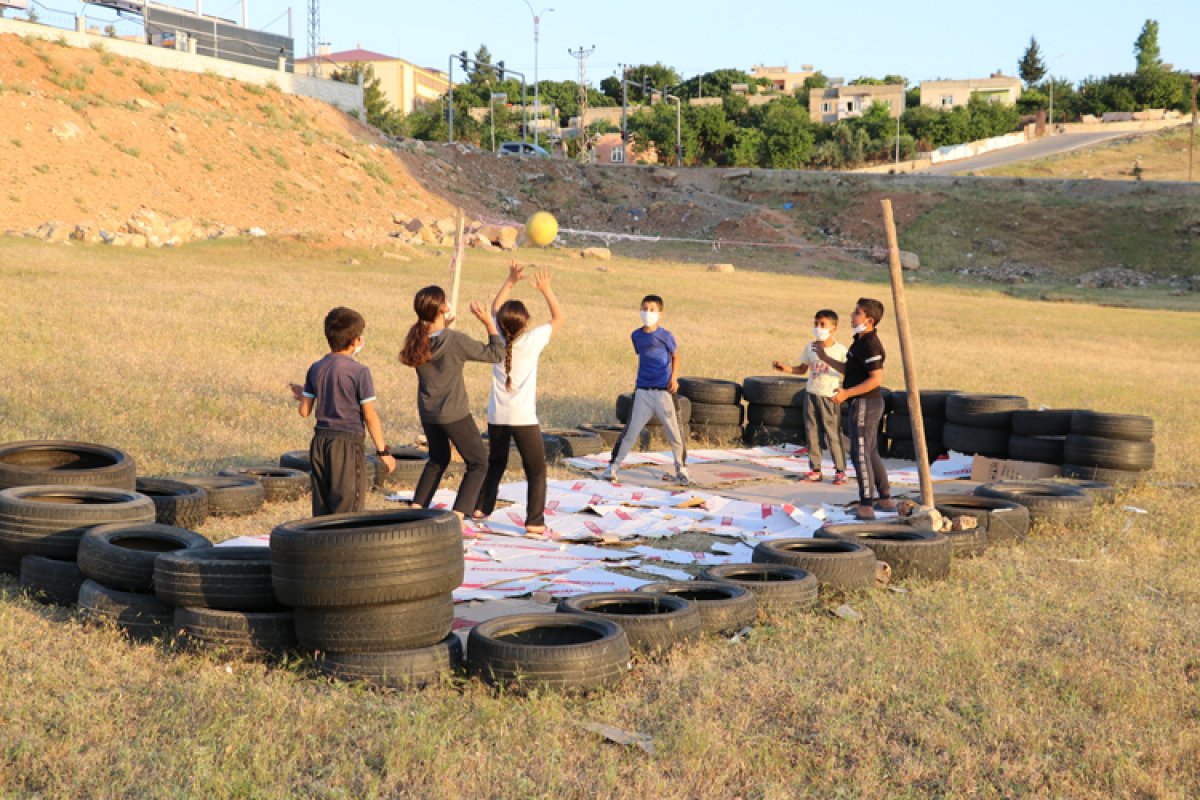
[520,1,553,148]
[665,93,681,167]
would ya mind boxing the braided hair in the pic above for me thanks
[495,300,531,391]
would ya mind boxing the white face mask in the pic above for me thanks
[354,337,365,355]
[853,323,869,335]
[813,327,831,342]
[640,310,660,327]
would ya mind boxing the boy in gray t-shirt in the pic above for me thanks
[290,307,395,515]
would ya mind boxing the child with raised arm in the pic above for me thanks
[473,262,566,534]
[399,286,505,520]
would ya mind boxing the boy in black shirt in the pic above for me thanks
[832,298,895,520]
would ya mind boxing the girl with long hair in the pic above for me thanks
[474,262,565,534]
[400,285,504,519]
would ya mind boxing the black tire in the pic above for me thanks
[889,390,953,419]
[1069,411,1154,442]
[689,424,745,445]
[270,509,464,607]
[174,607,297,658]
[637,580,758,635]
[135,478,209,530]
[746,403,804,428]
[373,446,430,488]
[944,524,989,559]
[615,394,691,426]
[176,477,265,517]
[541,429,606,458]
[78,522,212,593]
[1034,477,1119,505]
[1063,434,1154,472]
[468,613,631,691]
[557,592,702,654]
[1007,435,1066,465]
[945,394,1029,429]
[888,439,946,461]
[1011,409,1077,437]
[690,402,745,426]
[0,544,21,575]
[885,413,945,443]
[19,555,85,605]
[743,424,804,446]
[973,481,1094,526]
[317,633,464,690]
[934,495,1030,546]
[816,524,952,581]
[218,467,309,503]
[943,422,1009,457]
[580,424,649,450]
[279,450,312,472]
[677,377,742,405]
[78,578,173,641]
[741,375,808,407]
[1061,463,1144,485]
[0,486,156,560]
[294,594,453,653]
[698,564,819,609]
[154,547,282,611]
[751,538,876,591]
[0,440,136,491]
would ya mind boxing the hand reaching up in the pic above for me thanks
[469,301,490,322]
[507,260,525,284]
[532,269,552,293]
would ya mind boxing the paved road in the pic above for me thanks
[917,131,1130,176]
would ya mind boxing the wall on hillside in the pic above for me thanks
[0,18,362,116]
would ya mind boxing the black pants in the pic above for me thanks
[414,415,487,516]
[476,424,547,527]
[309,428,369,516]
[848,395,890,504]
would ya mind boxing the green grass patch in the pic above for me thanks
[136,77,169,96]
[115,144,141,158]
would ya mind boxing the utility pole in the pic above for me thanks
[666,93,681,167]
[619,63,629,163]
[306,0,319,76]
[568,44,596,161]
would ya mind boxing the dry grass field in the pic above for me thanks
[1,236,1199,798]
[981,126,1200,182]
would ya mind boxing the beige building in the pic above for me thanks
[809,83,905,124]
[295,45,448,114]
[751,64,816,94]
[919,72,1023,109]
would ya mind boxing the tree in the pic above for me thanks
[470,44,496,86]
[330,63,404,137]
[759,97,815,169]
[621,63,681,101]
[794,72,829,107]
[1134,19,1163,74]
[689,103,734,164]
[1018,36,1046,86]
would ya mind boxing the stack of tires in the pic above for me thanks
[943,393,1029,458]
[176,476,265,517]
[270,509,465,689]
[76,522,210,641]
[886,390,952,461]
[1006,409,1076,465]
[157,547,298,659]
[1063,412,1155,483]
[677,378,744,445]
[741,376,808,446]
[614,392,693,448]
[135,478,209,529]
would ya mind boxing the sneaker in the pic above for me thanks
[602,467,619,484]
[802,471,823,483]
[855,504,877,521]
[675,469,691,486]
[833,471,848,486]
[875,498,898,512]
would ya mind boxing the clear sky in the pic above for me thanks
[157,0,1198,85]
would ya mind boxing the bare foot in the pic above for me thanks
[524,525,546,535]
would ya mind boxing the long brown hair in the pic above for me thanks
[399,286,446,367]
[496,300,530,391]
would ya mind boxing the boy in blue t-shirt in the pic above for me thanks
[603,294,689,485]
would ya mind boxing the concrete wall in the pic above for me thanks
[1063,118,1190,133]
[929,129,1030,164]
[0,18,362,115]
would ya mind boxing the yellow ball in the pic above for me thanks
[525,211,559,247]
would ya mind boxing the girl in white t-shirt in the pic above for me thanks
[473,263,566,534]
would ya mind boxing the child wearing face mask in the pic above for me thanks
[399,285,505,521]
[290,306,397,516]
[772,308,848,484]
[603,294,690,486]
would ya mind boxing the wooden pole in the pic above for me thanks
[446,208,466,327]
[880,199,934,508]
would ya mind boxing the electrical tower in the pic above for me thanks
[568,45,596,161]
[307,0,320,75]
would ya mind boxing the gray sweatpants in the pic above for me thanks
[804,393,846,472]
[611,389,686,472]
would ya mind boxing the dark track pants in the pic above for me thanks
[309,428,369,516]
[476,423,548,527]
[848,396,890,504]
[414,415,487,516]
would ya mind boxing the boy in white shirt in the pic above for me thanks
[772,309,848,484]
